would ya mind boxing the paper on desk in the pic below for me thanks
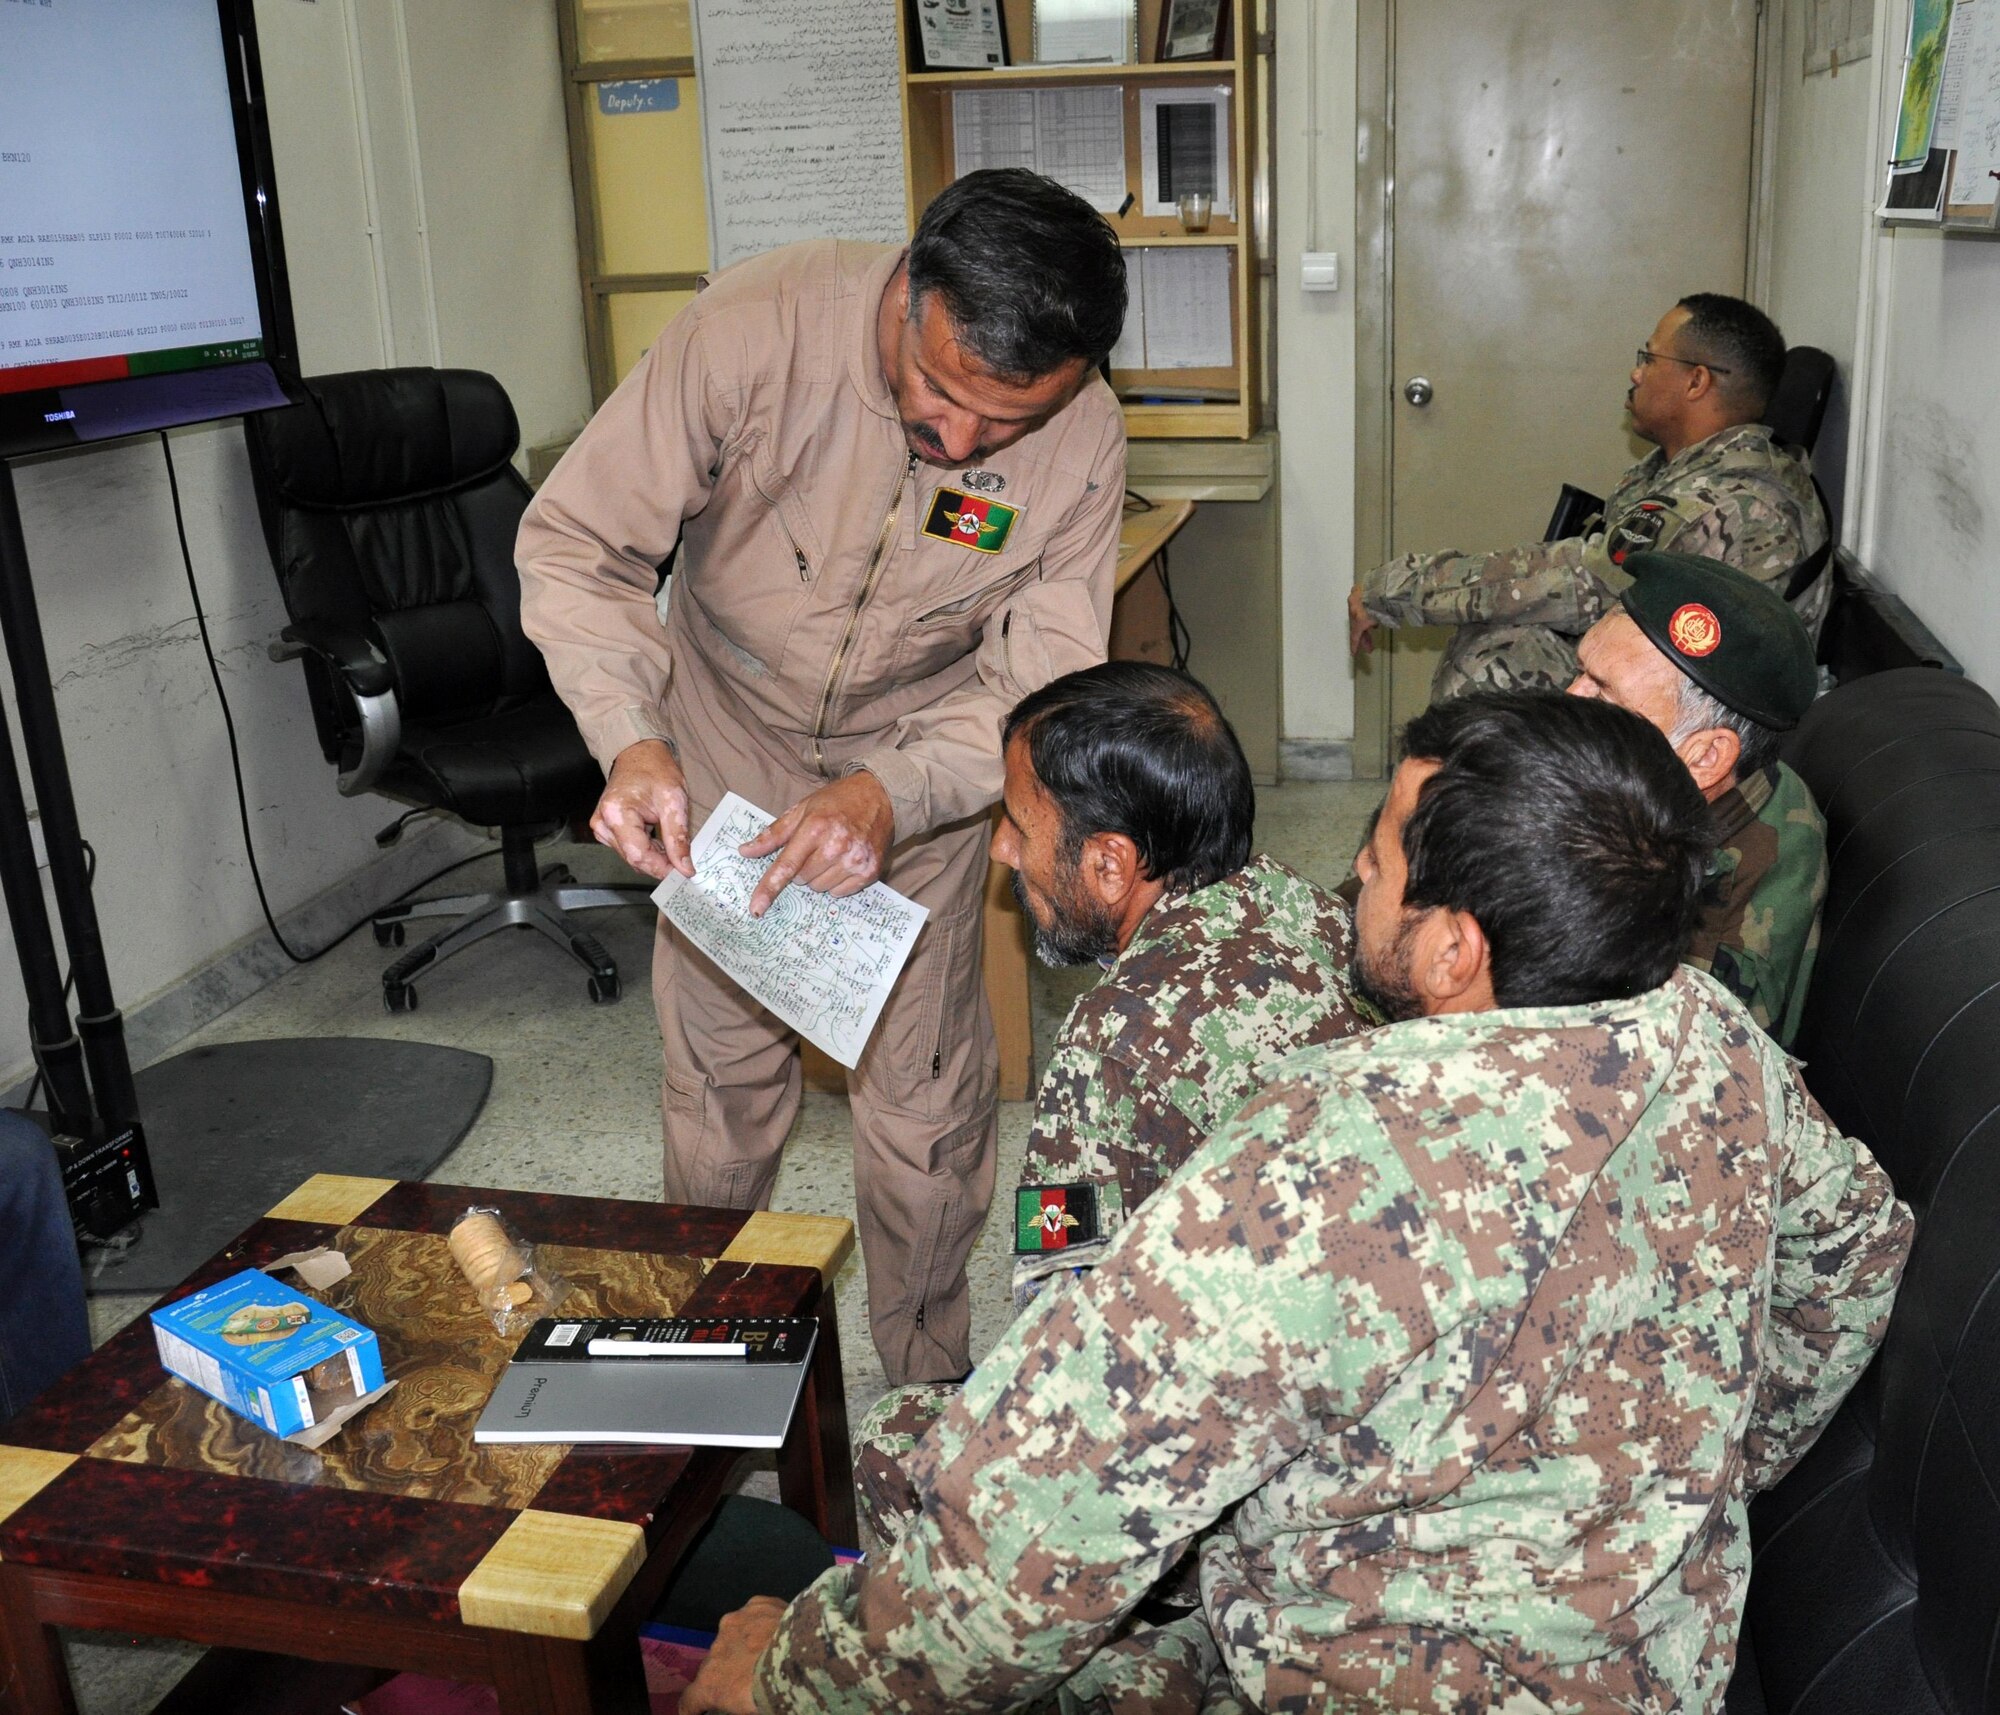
[652,793,929,1070]
[267,1247,354,1291]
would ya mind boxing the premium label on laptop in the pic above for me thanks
[921,487,1020,553]
[512,1316,814,1364]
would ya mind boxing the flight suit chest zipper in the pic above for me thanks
[811,452,916,774]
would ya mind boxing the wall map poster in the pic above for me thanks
[1893,0,1956,168]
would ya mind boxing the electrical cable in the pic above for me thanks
[1157,545,1192,671]
[21,838,94,1114]
[157,430,500,966]
[1122,489,1190,669]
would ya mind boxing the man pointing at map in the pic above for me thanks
[517,170,1128,1386]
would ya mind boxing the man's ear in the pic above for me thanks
[1416,906,1493,1011]
[1079,831,1144,909]
[1677,724,1741,794]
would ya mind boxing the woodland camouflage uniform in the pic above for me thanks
[856,855,1366,1548]
[1690,760,1828,1049]
[1361,423,1829,701]
[763,968,1910,1715]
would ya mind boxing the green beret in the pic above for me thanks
[1617,551,1818,730]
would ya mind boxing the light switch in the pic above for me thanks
[1300,251,1340,293]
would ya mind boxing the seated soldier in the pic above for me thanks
[684,690,1910,1715]
[856,660,1365,1546]
[1350,293,1828,702]
[1568,551,1826,1044]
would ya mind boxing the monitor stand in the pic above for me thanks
[0,458,157,1234]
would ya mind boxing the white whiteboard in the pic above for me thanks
[692,0,909,270]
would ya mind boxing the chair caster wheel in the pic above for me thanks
[587,973,620,1004]
[373,921,405,948]
[545,863,576,886]
[383,982,419,1014]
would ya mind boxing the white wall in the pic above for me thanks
[401,0,592,444]
[1275,0,1359,746]
[1857,226,2000,690]
[1763,0,1876,522]
[0,0,591,1090]
[1764,0,2000,697]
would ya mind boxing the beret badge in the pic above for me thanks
[1667,602,1722,659]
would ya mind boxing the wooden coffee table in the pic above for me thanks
[0,1174,855,1715]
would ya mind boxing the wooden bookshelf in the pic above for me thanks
[896,0,1261,440]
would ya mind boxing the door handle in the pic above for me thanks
[1403,376,1434,407]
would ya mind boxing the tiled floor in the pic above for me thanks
[65,778,1380,1713]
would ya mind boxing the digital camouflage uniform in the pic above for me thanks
[760,968,1911,1715]
[1361,423,1829,701]
[1689,761,1828,1049]
[856,856,1366,1550]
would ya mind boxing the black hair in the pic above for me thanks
[1396,690,1716,1008]
[1675,293,1788,417]
[1003,662,1253,894]
[907,169,1127,380]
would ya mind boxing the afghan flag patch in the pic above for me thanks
[1014,1183,1100,1253]
[922,487,1020,554]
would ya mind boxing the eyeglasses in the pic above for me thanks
[1635,346,1733,376]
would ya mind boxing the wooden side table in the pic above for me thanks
[0,1174,854,1715]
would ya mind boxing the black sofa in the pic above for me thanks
[1727,666,2000,1711]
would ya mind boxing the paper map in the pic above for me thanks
[652,793,929,1069]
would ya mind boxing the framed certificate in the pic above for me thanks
[1157,0,1227,62]
[914,0,1008,69]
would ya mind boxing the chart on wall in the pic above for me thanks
[1881,0,2000,226]
[691,0,909,270]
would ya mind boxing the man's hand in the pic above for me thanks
[739,772,895,918]
[681,1595,787,1715]
[1348,584,1378,657]
[590,738,694,882]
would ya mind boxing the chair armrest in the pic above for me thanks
[269,620,395,698]
[267,621,401,797]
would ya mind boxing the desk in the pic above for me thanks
[0,1173,854,1715]
[1115,496,1197,595]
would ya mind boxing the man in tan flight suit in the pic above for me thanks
[516,169,1129,1385]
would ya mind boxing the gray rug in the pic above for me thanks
[84,1037,492,1295]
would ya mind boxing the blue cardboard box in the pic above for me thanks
[149,1266,384,1438]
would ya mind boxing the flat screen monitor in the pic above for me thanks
[0,0,298,458]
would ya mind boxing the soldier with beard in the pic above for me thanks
[855,660,1364,1549]
[686,690,1908,1715]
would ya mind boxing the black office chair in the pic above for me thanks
[243,367,646,1012]
[1762,344,1835,455]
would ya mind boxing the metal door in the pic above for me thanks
[1363,0,1760,749]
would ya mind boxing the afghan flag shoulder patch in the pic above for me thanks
[1014,1182,1101,1254]
[922,486,1020,554]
